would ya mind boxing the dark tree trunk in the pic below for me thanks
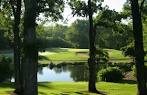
[22,0,38,95]
[130,0,147,95]
[10,0,22,94]
[88,0,97,93]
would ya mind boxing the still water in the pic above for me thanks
[37,64,89,82]
[10,63,89,82]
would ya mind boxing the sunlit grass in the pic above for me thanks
[39,48,131,64]
[0,48,132,64]
[0,82,136,95]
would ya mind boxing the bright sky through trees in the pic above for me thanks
[63,0,126,25]
[43,0,126,26]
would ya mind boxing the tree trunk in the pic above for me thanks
[13,20,22,94]
[88,0,97,93]
[11,0,22,94]
[130,0,147,95]
[22,0,38,95]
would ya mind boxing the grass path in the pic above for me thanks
[0,82,136,95]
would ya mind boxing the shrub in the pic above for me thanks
[98,67,124,82]
[0,55,13,82]
[108,62,134,72]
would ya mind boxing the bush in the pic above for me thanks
[0,55,13,82]
[108,62,134,72]
[98,67,124,82]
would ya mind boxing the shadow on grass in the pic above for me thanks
[39,91,48,95]
[0,82,14,88]
[74,90,107,95]
[38,82,53,89]
[45,48,69,53]
[39,55,50,61]
[113,80,136,84]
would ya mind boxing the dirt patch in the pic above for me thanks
[124,71,136,81]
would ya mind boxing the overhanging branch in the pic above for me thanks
[140,0,145,12]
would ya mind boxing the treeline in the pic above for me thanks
[0,15,133,50]
[36,19,133,49]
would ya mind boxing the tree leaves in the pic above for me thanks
[68,0,103,17]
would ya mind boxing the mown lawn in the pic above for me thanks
[0,82,136,95]
[39,48,131,64]
[0,48,132,64]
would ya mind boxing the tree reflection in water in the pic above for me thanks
[47,63,89,81]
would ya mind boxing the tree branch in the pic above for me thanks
[140,0,145,12]
[9,0,17,18]
[38,8,50,13]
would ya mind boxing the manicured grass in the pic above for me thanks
[0,82,136,95]
[105,49,132,63]
[39,48,89,64]
[39,48,131,64]
[0,48,132,64]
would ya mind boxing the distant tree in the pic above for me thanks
[65,20,89,48]
[36,24,72,49]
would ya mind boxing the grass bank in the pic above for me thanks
[0,81,136,95]
[0,48,132,64]
[39,48,131,64]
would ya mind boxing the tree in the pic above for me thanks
[69,0,103,93]
[130,0,147,95]
[21,0,65,95]
[9,0,22,94]
[94,8,133,49]
[22,0,38,94]
[65,20,89,48]
[0,1,13,49]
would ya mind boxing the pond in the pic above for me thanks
[37,63,89,82]
[10,63,89,82]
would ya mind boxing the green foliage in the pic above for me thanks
[0,55,13,82]
[95,48,109,64]
[108,62,133,72]
[0,56,12,64]
[68,0,103,17]
[98,67,124,82]
[65,20,89,48]
[0,1,14,46]
[37,0,65,21]
[95,8,133,49]
[121,42,135,57]
[0,30,10,49]
[0,8,12,50]
[37,37,72,50]
[36,24,72,49]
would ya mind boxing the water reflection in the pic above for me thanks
[38,63,89,82]
[5,63,88,82]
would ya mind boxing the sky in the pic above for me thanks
[45,0,127,26]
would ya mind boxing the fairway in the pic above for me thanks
[39,48,132,64]
[0,48,132,64]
